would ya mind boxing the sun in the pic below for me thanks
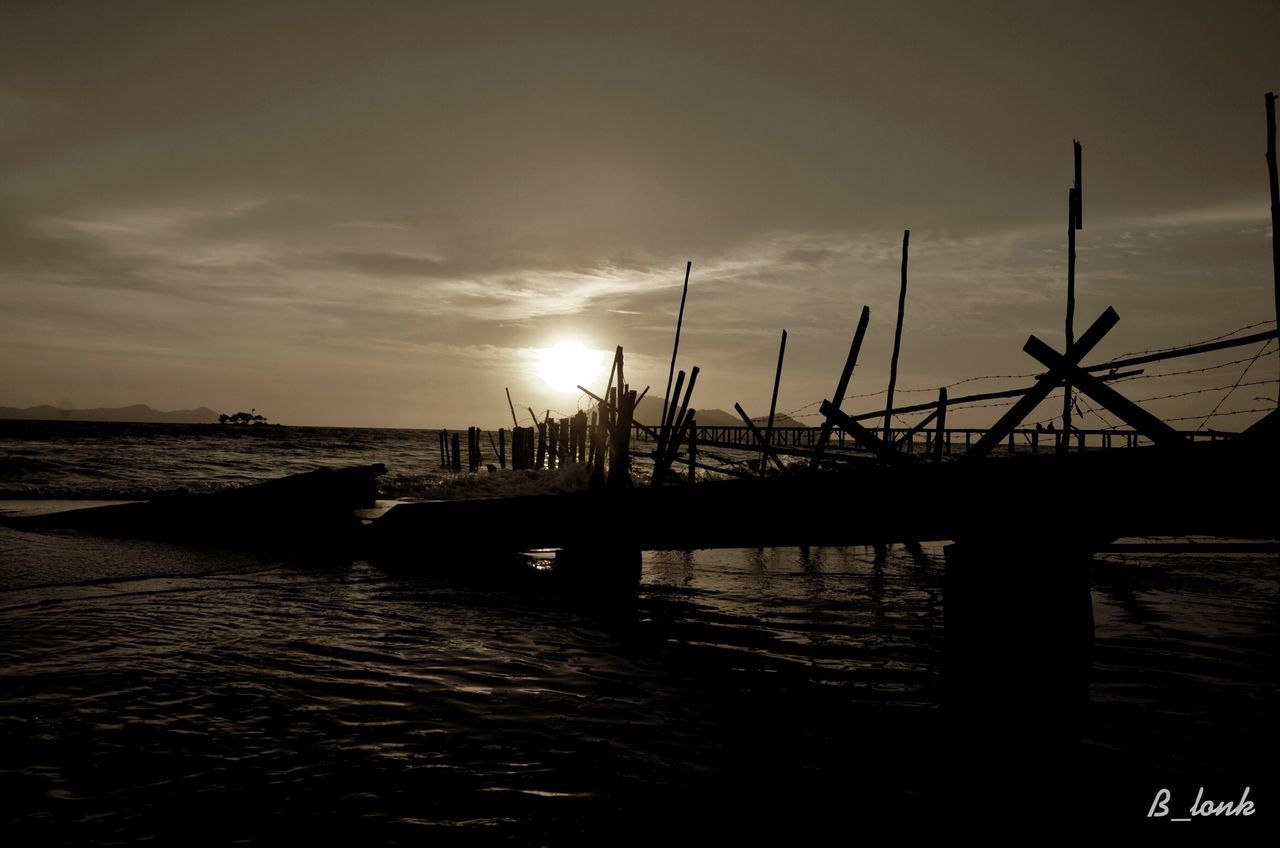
[534,340,607,393]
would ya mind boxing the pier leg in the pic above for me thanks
[942,540,1094,813]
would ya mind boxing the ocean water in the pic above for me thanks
[0,421,1274,840]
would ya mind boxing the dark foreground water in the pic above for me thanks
[0,422,1275,840]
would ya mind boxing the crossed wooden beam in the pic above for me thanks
[816,306,1186,462]
[968,306,1184,458]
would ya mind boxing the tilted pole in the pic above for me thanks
[761,330,787,473]
[658,261,692,459]
[883,230,910,448]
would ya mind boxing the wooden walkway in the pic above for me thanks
[631,423,1235,457]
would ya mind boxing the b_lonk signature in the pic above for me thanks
[1148,787,1255,820]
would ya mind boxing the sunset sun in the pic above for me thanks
[534,340,607,393]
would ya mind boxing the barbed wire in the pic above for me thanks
[1108,318,1277,361]
[1196,339,1276,430]
[1118,377,1277,405]
[1135,407,1275,425]
[1107,349,1279,384]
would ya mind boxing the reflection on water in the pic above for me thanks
[0,525,1274,840]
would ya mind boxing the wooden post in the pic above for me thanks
[883,230,910,446]
[812,305,871,467]
[609,389,635,489]
[1267,92,1279,390]
[660,261,692,456]
[933,387,947,463]
[439,429,447,467]
[505,387,519,428]
[762,330,787,473]
[450,432,462,470]
[546,415,557,471]
[499,428,506,469]
[535,422,546,469]
[588,411,599,468]
[1061,141,1083,451]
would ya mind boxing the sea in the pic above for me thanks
[0,420,1274,840]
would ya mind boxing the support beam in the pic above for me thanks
[894,407,939,448]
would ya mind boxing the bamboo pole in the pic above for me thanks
[505,387,519,428]
[654,367,699,486]
[883,230,910,447]
[659,261,692,459]
[659,370,686,456]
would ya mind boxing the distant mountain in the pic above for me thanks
[632,394,806,429]
[0,404,222,424]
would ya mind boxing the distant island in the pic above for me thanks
[0,404,222,424]
[631,395,805,429]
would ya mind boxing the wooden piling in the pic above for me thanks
[883,230,910,446]
[609,389,635,489]
[451,432,462,470]
[547,415,558,471]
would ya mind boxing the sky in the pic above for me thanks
[1,0,1277,429]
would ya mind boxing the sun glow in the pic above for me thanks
[534,340,607,393]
